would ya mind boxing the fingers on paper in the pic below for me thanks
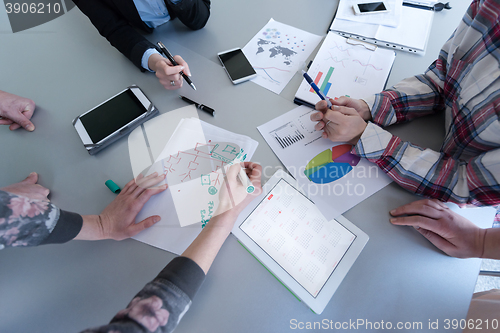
[135,172,167,191]
[390,199,448,219]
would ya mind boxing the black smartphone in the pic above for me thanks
[218,48,257,84]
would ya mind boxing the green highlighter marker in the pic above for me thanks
[105,180,121,194]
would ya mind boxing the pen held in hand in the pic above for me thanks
[179,95,216,117]
[157,41,196,90]
[302,70,332,108]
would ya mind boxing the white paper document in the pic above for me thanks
[295,33,395,106]
[257,105,392,218]
[128,107,258,254]
[242,18,322,94]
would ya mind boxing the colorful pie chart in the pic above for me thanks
[304,144,360,184]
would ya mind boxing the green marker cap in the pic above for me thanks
[247,185,255,193]
[105,180,121,194]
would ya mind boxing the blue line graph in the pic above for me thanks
[254,67,282,83]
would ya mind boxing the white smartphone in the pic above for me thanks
[217,48,257,84]
[353,1,390,15]
[73,85,156,153]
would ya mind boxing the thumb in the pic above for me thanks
[23,172,39,184]
[226,163,243,183]
[10,106,35,131]
[315,100,329,113]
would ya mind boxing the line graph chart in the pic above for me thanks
[254,66,292,84]
[295,33,396,104]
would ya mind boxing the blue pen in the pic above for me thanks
[302,70,332,107]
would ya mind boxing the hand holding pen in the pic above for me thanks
[302,70,332,107]
[157,41,196,90]
[146,42,194,91]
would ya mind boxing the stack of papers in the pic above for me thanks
[331,1,435,54]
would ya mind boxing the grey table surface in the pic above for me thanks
[0,1,488,332]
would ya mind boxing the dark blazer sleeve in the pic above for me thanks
[165,0,211,30]
[73,0,156,71]
[73,0,211,71]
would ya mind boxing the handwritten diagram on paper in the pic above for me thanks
[158,142,240,186]
[258,105,392,219]
[243,18,322,94]
[295,33,395,106]
[143,118,259,227]
[128,108,258,254]
[240,179,355,297]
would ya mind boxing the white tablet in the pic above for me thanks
[232,169,369,314]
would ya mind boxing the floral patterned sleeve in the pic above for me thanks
[82,257,206,333]
[0,190,83,249]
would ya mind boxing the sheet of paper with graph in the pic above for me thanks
[257,105,392,219]
[294,32,396,106]
[128,106,258,254]
[242,18,322,94]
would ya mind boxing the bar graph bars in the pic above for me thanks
[309,67,334,97]
[270,122,305,149]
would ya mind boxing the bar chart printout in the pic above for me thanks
[310,67,334,97]
[270,122,305,148]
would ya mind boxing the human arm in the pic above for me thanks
[318,70,445,129]
[0,90,36,131]
[311,86,500,207]
[310,64,446,142]
[389,199,500,259]
[82,162,262,333]
[353,115,500,207]
[183,162,262,273]
[73,0,209,72]
[0,172,167,249]
[73,0,155,71]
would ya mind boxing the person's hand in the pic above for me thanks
[0,172,50,201]
[311,102,368,145]
[76,173,168,241]
[390,199,486,258]
[216,162,262,219]
[148,53,191,90]
[0,90,36,131]
[331,96,372,121]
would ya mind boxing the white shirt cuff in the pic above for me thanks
[142,48,161,72]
